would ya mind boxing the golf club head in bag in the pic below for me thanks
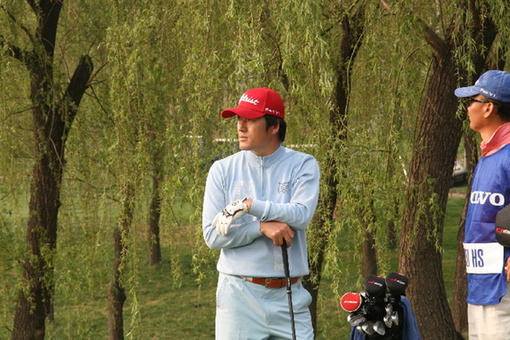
[373,320,386,336]
[361,321,375,336]
[347,313,366,327]
[363,274,386,300]
[495,204,510,247]
[385,272,409,304]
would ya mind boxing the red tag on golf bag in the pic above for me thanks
[496,204,510,247]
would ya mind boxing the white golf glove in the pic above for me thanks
[212,199,248,236]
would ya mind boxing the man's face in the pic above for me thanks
[467,95,491,132]
[237,116,279,156]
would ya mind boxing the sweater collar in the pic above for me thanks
[246,145,285,165]
[481,122,510,156]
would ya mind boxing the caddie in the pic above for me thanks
[455,70,510,340]
[202,87,320,339]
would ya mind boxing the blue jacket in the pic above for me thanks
[465,144,510,305]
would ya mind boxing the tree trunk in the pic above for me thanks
[148,142,162,265]
[452,194,468,334]
[148,193,162,265]
[387,216,398,250]
[11,135,64,339]
[304,176,338,331]
[399,52,462,339]
[361,195,378,277]
[362,231,378,278]
[108,182,135,340]
[452,129,478,333]
[303,68,345,335]
[108,226,127,340]
[11,54,93,340]
[394,3,497,338]
[7,1,93,338]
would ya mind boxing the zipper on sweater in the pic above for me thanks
[259,156,265,199]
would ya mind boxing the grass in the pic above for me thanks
[3,188,467,340]
[44,241,218,340]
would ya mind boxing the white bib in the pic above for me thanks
[464,242,504,274]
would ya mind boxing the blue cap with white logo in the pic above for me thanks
[455,70,510,103]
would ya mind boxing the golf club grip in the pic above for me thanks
[281,240,297,340]
[281,240,291,287]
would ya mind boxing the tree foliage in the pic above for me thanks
[1,0,510,338]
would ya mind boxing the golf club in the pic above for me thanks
[363,274,386,300]
[373,320,386,336]
[385,302,393,315]
[386,272,409,299]
[383,313,393,328]
[361,321,375,335]
[281,240,296,340]
[347,313,366,327]
[391,310,400,326]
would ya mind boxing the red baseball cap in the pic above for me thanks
[221,87,285,119]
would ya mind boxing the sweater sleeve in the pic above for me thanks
[202,161,262,250]
[249,155,320,230]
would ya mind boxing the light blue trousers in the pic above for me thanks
[216,273,314,340]
[468,283,510,340]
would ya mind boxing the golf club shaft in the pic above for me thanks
[281,240,297,340]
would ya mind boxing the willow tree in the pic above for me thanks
[0,1,94,339]
[105,3,155,338]
[451,2,510,333]
[142,2,184,267]
[380,1,499,338]
[302,1,370,331]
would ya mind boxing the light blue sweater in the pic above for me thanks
[202,145,320,278]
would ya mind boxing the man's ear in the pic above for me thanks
[484,102,498,118]
[270,122,280,136]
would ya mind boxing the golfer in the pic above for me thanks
[202,87,320,339]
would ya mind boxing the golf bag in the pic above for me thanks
[341,273,421,340]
